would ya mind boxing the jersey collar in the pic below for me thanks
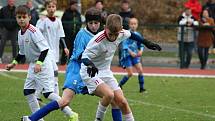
[21,24,30,35]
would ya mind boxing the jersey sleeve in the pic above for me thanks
[31,29,49,52]
[57,19,65,38]
[36,19,45,33]
[118,29,131,43]
[72,31,87,59]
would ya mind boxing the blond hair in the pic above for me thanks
[45,0,57,7]
[106,14,123,33]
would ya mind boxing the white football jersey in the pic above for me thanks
[18,24,50,63]
[36,17,65,62]
[81,29,131,70]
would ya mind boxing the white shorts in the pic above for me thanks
[24,59,55,93]
[80,68,120,94]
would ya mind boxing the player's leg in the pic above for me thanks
[134,62,145,92]
[114,89,134,121]
[28,89,77,121]
[89,77,114,121]
[119,67,133,88]
[111,101,122,121]
[23,65,44,121]
[119,57,133,88]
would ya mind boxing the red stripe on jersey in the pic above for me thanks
[28,25,36,33]
[95,33,105,43]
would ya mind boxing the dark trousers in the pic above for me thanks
[0,28,18,58]
[197,47,209,69]
[178,41,194,68]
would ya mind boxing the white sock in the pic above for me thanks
[95,102,107,121]
[47,93,73,117]
[26,94,40,113]
[54,77,59,95]
[124,112,135,121]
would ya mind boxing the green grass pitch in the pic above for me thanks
[0,71,215,121]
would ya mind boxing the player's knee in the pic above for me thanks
[127,73,133,77]
[23,89,36,96]
[116,97,128,108]
[43,92,52,98]
[54,71,58,77]
[105,91,114,102]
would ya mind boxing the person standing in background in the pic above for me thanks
[26,0,39,26]
[177,8,199,69]
[0,0,19,63]
[197,9,214,69]
[95,0,108,31]
[61,0,82,65]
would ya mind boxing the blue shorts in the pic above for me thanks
[63,60,88,94]
[123,56,141,68]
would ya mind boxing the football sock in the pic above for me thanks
[47,92,73,117]
[119,76,129,86]
[54,77,59,95]
[26,94,40,113]
[95,102,107,121]
[112,108,122,121]
[124,112,135,121]
[138,74,144,89]
[29,101,59,121]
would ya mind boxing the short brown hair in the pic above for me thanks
[15,5,31,15]
[106,14,122,33]
[45,0,57,7]
[85,7,101,22]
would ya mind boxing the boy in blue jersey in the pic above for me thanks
[22,7,122,121]
[119,17,146,93]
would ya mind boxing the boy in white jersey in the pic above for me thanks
[36,0,69,96]
[5,5,76,121]
[80,14,161,121]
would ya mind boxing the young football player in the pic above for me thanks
[36,0,69,97]
[119,17,146,93]
[80,14,161,121]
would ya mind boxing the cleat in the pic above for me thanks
[21,116,31,121]
[139,88,146,93]
[69,112,79,121]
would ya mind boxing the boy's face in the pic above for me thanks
[87,20,100,33]
[129,19,138,31]
[16,14,31,28]
[185,9,192,16]
[105,27,122,42]
[46,2,56,17]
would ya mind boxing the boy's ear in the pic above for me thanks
[29,15,32,20]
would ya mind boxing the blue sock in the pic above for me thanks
[138,74,144,89]
[119,76,129,86]
[112,108,122,121]
[29,101,60,121]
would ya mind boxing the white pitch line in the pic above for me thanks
[128,99,215,119]
[0,71,24,80]
[1,69,215,78]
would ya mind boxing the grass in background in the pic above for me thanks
[0,72,215,121]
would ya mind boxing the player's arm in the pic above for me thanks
[82,58,98,78]
[60,37,69,56]
[129,32,162,51]
[6,53,25,71]
[34,49,49,73]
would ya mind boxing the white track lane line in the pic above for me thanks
[128,99,215,119]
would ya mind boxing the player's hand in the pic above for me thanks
[34,64,42,73]
[5,64,15,71]
[145,42,162,51]
[137,51,143,57]
[130,52,137,58]
[87,65,98,78]
[64,48,69,57]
